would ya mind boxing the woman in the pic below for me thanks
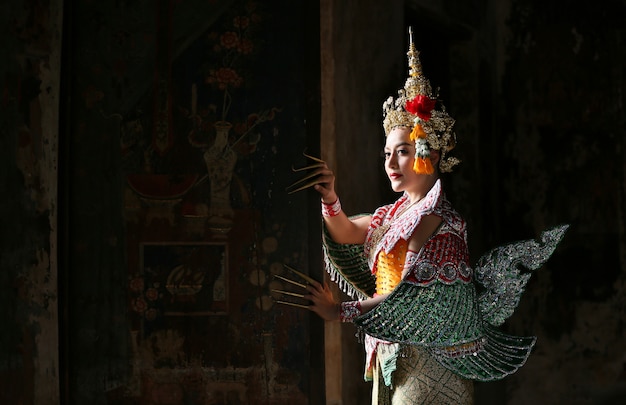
[287,28,568,404]
[309,125,475,403]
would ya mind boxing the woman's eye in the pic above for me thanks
[382,149,410,159]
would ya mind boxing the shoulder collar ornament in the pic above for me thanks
[365,180,453,267]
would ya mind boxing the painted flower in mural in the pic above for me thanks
[193,5,269,124]
[205,67,243,90]
[129,274,162,320]
[219,31,238,48]
[233,15,250,29]
[184,2,278,147]
[144,308,158,321]
[132,296,148,313]
[129,276,145,292]
[145,287,159,301]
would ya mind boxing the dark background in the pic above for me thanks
[1,0,625,404]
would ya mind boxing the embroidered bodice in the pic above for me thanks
[365,179,468,283]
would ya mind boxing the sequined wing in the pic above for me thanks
[474,224,569,327]
[322,217,376,300]
[431,324,537,382]
[353,281,484,346]
[353,280,540,381]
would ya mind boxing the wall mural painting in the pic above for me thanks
[119,1,311,402]
[123,2,281,235]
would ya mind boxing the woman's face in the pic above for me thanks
[383,127,440,196]
[383,127,419,193]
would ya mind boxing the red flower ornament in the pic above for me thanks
[405,95,436,121]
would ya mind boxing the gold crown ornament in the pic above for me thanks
[382,27,460,174]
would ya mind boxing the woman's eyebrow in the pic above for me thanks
[386,142,413,149]
[383,142,413,151]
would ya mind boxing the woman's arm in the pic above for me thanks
[323,212,372,245]
[313,163,371,245]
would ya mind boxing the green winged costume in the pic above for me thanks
[322,180,568,387]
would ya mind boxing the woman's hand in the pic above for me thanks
[313,164,338,204]
[305,280,339,321]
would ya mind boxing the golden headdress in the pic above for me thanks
[382,27,460,174]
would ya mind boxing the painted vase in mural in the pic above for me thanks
[204,121,237,233]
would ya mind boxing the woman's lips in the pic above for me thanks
[389,173,402,180]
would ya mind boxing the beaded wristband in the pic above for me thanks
[321,198,342,217]
[339,300,362,323]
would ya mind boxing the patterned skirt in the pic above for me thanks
[372,345,474,405]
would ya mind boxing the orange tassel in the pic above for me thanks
[413,157,434,175]
[409,123,426,141]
